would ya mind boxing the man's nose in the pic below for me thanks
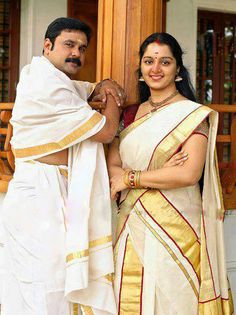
[72,48,80,57]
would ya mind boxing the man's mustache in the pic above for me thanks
[65,58,81,66]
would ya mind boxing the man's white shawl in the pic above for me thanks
[10,56,116,314]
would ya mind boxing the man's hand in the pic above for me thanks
[91,79,126,107]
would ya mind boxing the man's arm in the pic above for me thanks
[90,94,120,144]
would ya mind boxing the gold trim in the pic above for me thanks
[119,103,174,142]
[81,305,94,315]
[73,303,79,315]
[120,112,151,142]
[13,112,103,158]
[214,149,225,219]
[134,205,199,298]
[104,273,114,282]
[139,190,200,278]
[66,235,112,262]
[59,168,68,178]
[67,249,89,262]
[119,235,143,314]
[199,216,217,302]
[115,189,147,242]
[149,106,212,170]
[199,293,234,314]
[89,235,112,248]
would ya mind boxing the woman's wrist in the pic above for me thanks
[123,169,145,189]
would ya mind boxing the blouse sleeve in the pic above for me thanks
[193,119,209,138]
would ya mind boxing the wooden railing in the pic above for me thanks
[0,102,14,192]
[0,102,236,209]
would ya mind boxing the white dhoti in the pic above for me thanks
[1,56,116,314]
[1,161,73,314]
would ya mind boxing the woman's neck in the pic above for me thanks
[150,86,177,103]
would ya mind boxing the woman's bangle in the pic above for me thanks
[123,169,143,189]
[123,169,131,187]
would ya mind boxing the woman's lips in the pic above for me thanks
[149,74,163,81]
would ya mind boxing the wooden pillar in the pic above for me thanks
[96,0,165,103]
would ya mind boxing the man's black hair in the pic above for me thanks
[44,17,92,49]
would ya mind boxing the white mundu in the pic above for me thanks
[1,56,116,315]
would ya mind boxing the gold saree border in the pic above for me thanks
[119,103,174,142]
[115,189,148,248]
[198,293,234,315]
[66,235,112,263]
[199,211,218,301]
[134,205,199,298]
[139,190,200,281]
[118,235,143,315]
[13,112,103,158]
[214,149,226,219]
[148,106,212,169]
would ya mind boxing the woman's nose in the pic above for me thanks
[151,59,161,73]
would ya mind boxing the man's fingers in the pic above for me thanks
[91,94,103,102]
[105,88,121,107]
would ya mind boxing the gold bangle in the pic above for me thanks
[123,169,131,188]
[128,170,136,188]
[135,170,142,188]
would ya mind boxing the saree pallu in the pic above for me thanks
[114,100,234,315]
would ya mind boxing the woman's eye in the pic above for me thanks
[144,60,153,65]
[162,60,170,65]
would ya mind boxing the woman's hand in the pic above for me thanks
[163,151,188,168]
[110,170,127,200]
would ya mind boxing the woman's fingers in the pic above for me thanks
[175,152,188,164]
[164,151,188,167]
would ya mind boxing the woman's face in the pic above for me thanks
[140,42,178,92]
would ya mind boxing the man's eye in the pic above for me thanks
[79,47,86,53]
[65,42,73,47]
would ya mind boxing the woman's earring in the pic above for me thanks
[139,76,145,82]
[175,75,183,82]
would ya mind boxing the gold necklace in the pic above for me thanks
[148,90,179,108]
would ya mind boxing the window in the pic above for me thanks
[0,0,20,102]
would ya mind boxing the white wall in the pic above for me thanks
[20,0,67,70]
[166,0,236,304]
[166,0,236,87]
[166,0,197,86]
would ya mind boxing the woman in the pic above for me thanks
[107,33,234,314]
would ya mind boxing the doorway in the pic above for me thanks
[197,10,236,162]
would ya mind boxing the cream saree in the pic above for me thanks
[114,100,234,315]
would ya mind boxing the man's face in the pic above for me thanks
[44,30,88,78]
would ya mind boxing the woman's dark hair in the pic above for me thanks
[44,17,92,50]
[138,32,196,103]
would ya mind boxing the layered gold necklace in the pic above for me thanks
[148,90,179,108]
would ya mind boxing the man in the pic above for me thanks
[1,17,123,315]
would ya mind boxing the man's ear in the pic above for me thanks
[44,38,52,55]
